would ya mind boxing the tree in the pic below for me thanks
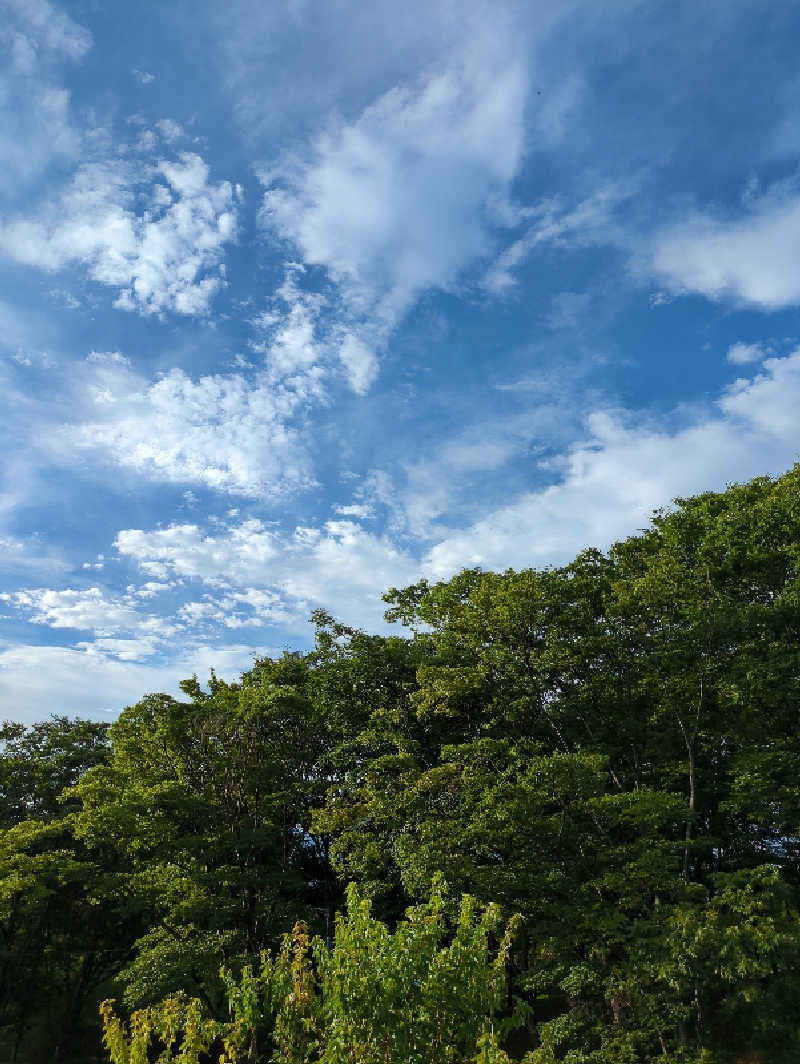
[7,465,800,1062]
[71,655,331,1014]
[0,716,109,828]
[0,717,117,1062]
[315,466,800,1061]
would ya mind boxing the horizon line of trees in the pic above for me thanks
[3,465,800,1062]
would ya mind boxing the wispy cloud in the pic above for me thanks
[209,0,534,144]
[110,349,800,634]
[0,641,261,722]
[360,413,558,541]
[424,350,800,575]
[0,534,69,579]
[484,182,635,294]
[0,0,91,196]
[3,0,92,62]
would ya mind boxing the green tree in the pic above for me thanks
[71,655,331,1014]
[315,466,800,1062]
[8,464,800,1063]
[0,717,118,1061]
[0,716,109,828]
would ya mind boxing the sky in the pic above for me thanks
[3,0,800,722]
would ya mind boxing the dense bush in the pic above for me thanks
[100,879,521,1064]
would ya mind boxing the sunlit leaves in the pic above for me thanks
[101,880,523,1064]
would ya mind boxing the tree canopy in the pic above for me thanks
[4,466,800,1062]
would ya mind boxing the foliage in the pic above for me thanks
[318,466,800,1061]
[70,655,331,1013]
[5,466,800,1061]
[100,879,523,1064]
[0,717,116,1061]
[0,716,109,828]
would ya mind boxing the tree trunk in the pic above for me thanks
[51,951,92,1064]
[678,680,702,882]
[683,738,696,881]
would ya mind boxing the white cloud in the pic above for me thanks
[263,57,527,314]
[424,351,800,576]
[6,586,140,632]
[250,269,327,377]
[0,0,90,196]
[0,642,261,723]
[132,581,172,599]
[258,41,529,386]
[116,517,419,631]
[279,521,418,621]
[156,118,182,141]
[718,353,800,437]
[25,350,800,701]
[334,503,374,519]
[650,181,800,310]
[3,582,186,665]
[115,521,278,583]
[337,332,379,395]
[247,266,380,397]
[48,287,80,309]
[227,587,283,612]
[178,587,291,629]
[76,636,160,662]
[727,341,767,365]
[177,600,221,625]
[1,153,239,316]
[74,357,316,498]
[87,350,131,367]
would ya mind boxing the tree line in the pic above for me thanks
[3,467,800,1062]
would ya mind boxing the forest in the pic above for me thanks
[2,467,800,1063]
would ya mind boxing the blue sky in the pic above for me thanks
[3,0,800,722]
